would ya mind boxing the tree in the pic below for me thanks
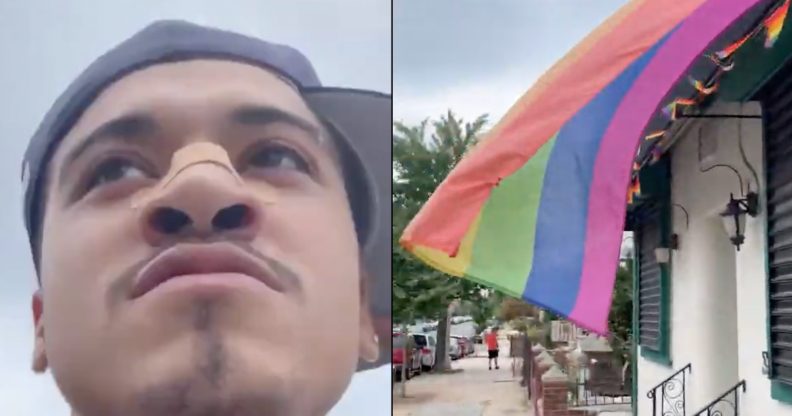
[608,259,633,364]
[498,297,539,322]
[393,111,489,371]
[458,294,499,333]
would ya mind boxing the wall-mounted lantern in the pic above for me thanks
[719,192,758,251]
[763,351,770,376]
[654,248,671,264]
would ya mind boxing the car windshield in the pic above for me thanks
[412,335,427,347]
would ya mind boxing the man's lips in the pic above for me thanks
[130,242,288,298]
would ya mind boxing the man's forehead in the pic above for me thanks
[45,59,347,181]
[75,61,310,123]
[55,60,322,153]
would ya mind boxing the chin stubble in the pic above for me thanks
[137,300,235,415]
[193,300,226,387]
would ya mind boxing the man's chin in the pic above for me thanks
[111,343,307,415]
[58,365,302,416]
[131,377,297,416]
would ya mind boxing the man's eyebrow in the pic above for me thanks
[61,113,158,177]
[59,107,320,178]
[231,105,321,141]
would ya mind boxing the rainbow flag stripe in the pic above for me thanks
[401,0,767,334]
[765,0,790,47]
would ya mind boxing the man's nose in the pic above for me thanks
[137,163,263,245]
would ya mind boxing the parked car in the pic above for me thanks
[463,336,474,356]
[392,333,421,381]
[450,335,467,358]
[449,336,462,360]
[465,336,475,355]
[452,335,474,356]
[412,333,437,371]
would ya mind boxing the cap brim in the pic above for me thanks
[303,88,391,318]
[303,89,391,371]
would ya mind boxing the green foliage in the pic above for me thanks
[455,298,496,330]
[392,111,491,370]
[470,292,500,329]
[392,111,490,322]
[524,323,546,345]
[509,316,545,345]
[608,260,634,361]
[498,297,538,322]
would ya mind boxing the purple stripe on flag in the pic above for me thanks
[571,0,762,331]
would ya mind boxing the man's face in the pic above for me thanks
[32,60,376,416]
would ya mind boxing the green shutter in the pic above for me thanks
[632,158,673,366]
[757,58,792,403]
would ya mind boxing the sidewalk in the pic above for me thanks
[393,341,532,416]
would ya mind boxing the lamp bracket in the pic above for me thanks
[744,192,759,217]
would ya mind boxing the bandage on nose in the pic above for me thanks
[131,142,277,209]
[162,142,241,186]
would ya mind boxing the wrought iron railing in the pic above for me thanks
[517,337,539,410]
[647,363,692,416]
[568,360,632,407]
[692,380,746,416]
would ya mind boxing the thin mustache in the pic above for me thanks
[112,238,303,299]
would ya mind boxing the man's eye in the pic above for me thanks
[85,157,149,191]
[247,144,310,173]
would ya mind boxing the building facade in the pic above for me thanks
[630,29,792,415]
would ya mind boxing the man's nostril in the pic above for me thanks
[212,204,253,231]
[150,207,192,234]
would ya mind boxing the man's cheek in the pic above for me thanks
[42,218,118,332]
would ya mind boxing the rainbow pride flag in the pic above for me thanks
[401,0,776,334]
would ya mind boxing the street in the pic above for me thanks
[393,340,532,416]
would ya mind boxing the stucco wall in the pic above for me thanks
[636,101,792,415]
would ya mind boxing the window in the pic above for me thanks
[630,160,672,366]
[412,335,427,348]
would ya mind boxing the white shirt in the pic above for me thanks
[328,364,391,415]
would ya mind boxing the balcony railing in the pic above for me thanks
[647,363,692,416]
[692,380,746,416]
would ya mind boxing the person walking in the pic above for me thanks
[486,327,500,370]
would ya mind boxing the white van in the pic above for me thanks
[411,333,437,371]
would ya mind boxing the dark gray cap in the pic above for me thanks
[21,20,391,317]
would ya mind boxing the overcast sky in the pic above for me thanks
[0,1,389,414]
[394,0,629,128]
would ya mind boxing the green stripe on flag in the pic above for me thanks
[465,134,557,296]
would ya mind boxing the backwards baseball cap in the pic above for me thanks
[21,20,391,317]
